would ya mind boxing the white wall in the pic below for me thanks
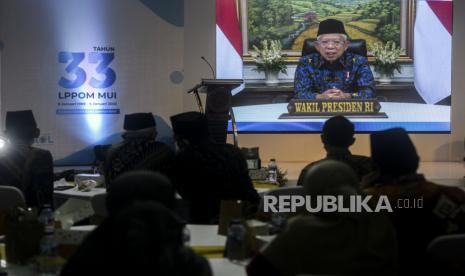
[183,0,216,112]
[0,0,184,159]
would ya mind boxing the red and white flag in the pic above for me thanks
[216,0,244,95]
[414,0,453,104]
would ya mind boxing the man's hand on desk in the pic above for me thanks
[316,88,352,100]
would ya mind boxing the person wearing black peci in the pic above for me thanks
[0,110,53,208]
[294,19,375,100]
[168,111,260,224]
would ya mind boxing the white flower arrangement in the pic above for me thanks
[370,41,403,76]
[251,40,287,74]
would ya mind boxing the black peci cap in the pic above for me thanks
[317,19,347,36]
[5,110,37,130]
[123,112,156,131]
[5,110,39,138]
[170,111,208,143]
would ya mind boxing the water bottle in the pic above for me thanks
[270,212,287,234]
[225,219,246,261]
[38,204,54,234]
[182,226,191,246]
[38,205,58,274]
[39,233,57,258]
[268,158,278,183]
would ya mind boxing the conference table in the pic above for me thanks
[54,179,105,199]
[51,166,302,276]
[210,258,247,276]
[0,224,248,276]
[188,224,247,276]
[53,178,278,225]
[50,178,278,276]
[53,178,275,200]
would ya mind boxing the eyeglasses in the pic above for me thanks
[317,40,345,47]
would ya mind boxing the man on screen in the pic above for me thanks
[294,19,375,100]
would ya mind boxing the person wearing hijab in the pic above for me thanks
[247,160,398,276]
[364,128,465,275]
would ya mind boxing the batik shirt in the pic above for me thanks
[294,51,375,99]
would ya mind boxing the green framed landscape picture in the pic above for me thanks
[240,0,414,62]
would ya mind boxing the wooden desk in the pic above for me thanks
[375,82,424,103]
[232,82,424,106]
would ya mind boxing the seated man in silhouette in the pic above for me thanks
[0,110,53,208]
[248,160,397,276]
[104,112,174,187]
[168,111,260,224]
[297,115,373,184]
[294,19,375,100]
[61,171,212,276]
[363,128,465,276]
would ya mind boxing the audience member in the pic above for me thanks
[168,111,260,224]
[0,110,53,208]
[61,171,212,276]
[105,170,176,214]
[248,160,398,276]
[297,115,373,185]
[103,112,174,187]
[363,128,465,275]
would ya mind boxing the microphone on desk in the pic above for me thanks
[201,56,216,79]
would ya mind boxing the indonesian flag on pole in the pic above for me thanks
[414,0,453,104]
[216,0,244,95]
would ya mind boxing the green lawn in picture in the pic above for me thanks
[247,0,401,52]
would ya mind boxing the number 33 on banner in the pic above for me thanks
[58,51,116,89]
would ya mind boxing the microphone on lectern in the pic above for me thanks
[201,56,216,79]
